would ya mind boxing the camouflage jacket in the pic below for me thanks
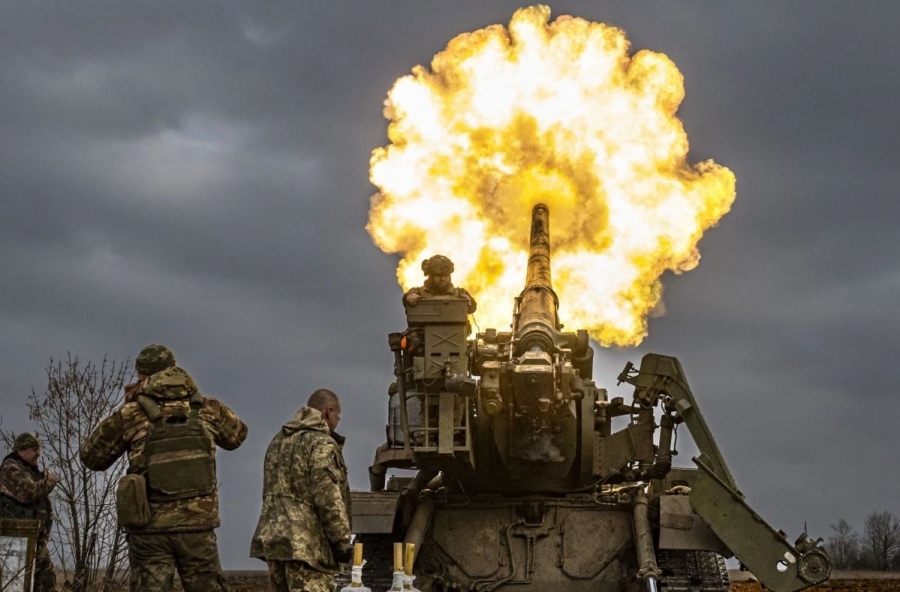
[0,452,54,532]
[402,283,477,314]
[79,366,248,533]
[249,407,351,573]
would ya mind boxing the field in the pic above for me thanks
[222,570,900,591]
[730,571,900,592]
[732,581,900,592]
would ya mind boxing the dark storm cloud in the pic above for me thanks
[2,0,899,570]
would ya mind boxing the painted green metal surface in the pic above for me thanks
[690,456,830,592]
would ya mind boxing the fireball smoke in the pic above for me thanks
[367,5,735,346]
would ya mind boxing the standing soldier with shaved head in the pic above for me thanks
[0,432,59,592]
[80,344,248,592]
[250,388,353,592]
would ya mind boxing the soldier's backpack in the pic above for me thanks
[137,391,216,502]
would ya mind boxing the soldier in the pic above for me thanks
[0,432,59,592]
[402,254,477,314]
[250,388,353,592]
[80,344,248,592]
[402,255,474,442]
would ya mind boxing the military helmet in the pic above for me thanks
[135,344,176,376]
[13,432,41,452]
[422,255,454,276]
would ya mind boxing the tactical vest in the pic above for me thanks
[0,491,37,520]
[137,392,216,502]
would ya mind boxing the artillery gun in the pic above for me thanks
[351,204,830,592]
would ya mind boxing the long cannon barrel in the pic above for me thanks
[514,203,561,355]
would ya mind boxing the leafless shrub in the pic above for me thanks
[827,518,860,570]
[861,510,900,571]
[2,355,132,592]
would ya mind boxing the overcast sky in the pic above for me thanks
[2,1,899,571]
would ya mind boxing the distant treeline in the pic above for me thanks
[826,513,900,571]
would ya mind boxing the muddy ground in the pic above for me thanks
[730,572,900,592]
[732,582,900,592]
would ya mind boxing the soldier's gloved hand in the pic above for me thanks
[332,545,353,565]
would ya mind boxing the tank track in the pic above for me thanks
[657,549,729,592]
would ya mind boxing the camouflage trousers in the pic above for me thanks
[128,530,228,592]
[266,560,334,592]
[34,533,57,592]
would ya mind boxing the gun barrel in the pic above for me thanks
[525,203,552,289]
[515,203,560,355]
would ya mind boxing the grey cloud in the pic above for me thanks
[2,0,899,571]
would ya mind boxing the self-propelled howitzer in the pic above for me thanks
[352,204,830,592]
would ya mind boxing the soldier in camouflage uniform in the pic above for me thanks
[250,388,352,592]
[0,432,59,592]
[403,255,474,439]
[402,254,477,313]
[80,344,248,592]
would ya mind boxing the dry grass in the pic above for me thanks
[223,571,269,592]
[733,583,900,592]
[728,571,900,592]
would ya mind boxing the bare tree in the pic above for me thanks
[1,355,132,592]
[826,518,860,570]
[862,510,900,571]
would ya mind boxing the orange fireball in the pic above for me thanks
[368,5,735,346]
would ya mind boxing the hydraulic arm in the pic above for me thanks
[619,353,831,591]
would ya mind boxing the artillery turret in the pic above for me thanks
[353,204,830,592]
